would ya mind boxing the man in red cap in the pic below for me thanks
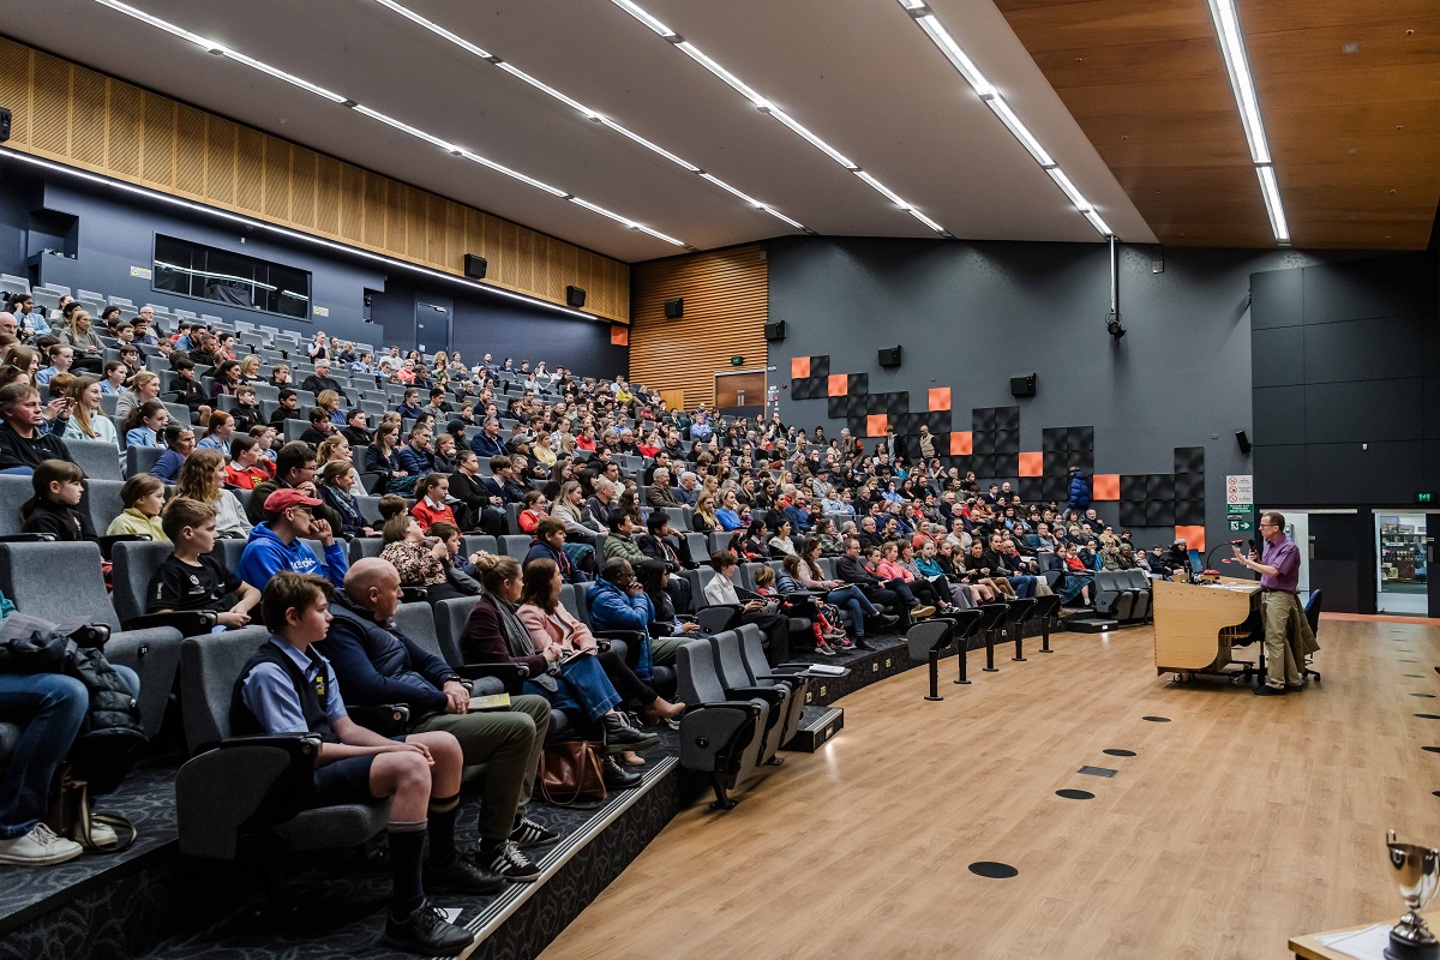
[237,487,349,590]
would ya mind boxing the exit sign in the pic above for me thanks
[1417,491,1436,504]
[730,356,744,366]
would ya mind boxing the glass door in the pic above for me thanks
[1375,512,1429,615]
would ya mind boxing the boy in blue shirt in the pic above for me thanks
[231,572,489,954]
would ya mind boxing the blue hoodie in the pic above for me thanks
[238,522,348,590]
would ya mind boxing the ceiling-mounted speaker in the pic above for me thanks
[663,298,684,319]
[1236,430,1252,455]
[462,254,487,279]
[764,320,787,342]
[566,285,587,308]
[1010,373,1037,398]
[878,345,902,368]
[0,108,10,143]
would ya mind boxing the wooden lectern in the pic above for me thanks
[1151,577,1261,676]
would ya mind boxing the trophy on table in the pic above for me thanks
[1386,829,1440,960]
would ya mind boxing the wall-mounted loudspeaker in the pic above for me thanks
[764,320,787,342]
[663,298,684,319]
[0,108,10,143]
[1010,373,1037,398]
[878,346,902,368]
[462,254,487,279]
[1235,430,1251,455]
[566,285,586,308]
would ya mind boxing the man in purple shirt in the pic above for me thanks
[1231,511,1317,695]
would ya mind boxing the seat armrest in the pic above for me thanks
[347,703,412,736]
[723,684,784,706]
[457,662,529,693]
[123,611,218,636]
[0,533,56,543]
[400,586,429,603]
[98,534,151,561]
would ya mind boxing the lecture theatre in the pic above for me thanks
[0,2,1436,959]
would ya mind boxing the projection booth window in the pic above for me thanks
[152,235,311,319]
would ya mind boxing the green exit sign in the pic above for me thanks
[1417,491,1436,504]
[730,356,744,366]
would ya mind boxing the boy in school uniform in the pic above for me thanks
[231,572,490,955]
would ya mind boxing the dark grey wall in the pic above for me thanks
[1251,252,1440,506]
[767,236,1341,554]
[0,163,625,378]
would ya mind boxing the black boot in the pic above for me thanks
[603,756,643,790]
[601,713,660,753]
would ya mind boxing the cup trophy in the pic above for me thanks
[1386,829,1440,960]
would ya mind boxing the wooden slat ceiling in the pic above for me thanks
[996,0,1440,250]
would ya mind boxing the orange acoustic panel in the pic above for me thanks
[791,356,810,380]
[828,374,848,397]
[867,414,888,438]
[1091,474,1120,501]
[1175,525,1206,553]
[950,432,973,456]
[1018,452,1043,477]
[610,325,629,346]
[928,387,951,412]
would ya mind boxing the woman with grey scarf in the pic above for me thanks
[458,554,657,752]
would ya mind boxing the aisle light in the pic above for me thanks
[86,0,690,246]
[609,0,949,236]
[1207,0,1290,244]
[364,0,808,231]
[895,0,1112,239]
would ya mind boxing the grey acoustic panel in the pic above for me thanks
[972,408,996,433]
[1425,380,1440,440]
[809,356,830,378]
[1146,474,1175,500]
[1252,326,1306,388]
[1253,444,1306,505]
[1303,316,1425,384]
[1252,386,1306,445]
[1177,499,1206,525]
[1305,441,1424,504]
[1304,379,1424,444]
[1425,440,1440,491]
[1144,500,1175,526]
[1249,267,1304,330]
[1301,254,1436,326]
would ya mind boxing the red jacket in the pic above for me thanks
[410,498,457,533]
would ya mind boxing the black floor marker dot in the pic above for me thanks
[969,861,1019,879]
[1407,674,1426,678]
[1425,747,1440,754]
[1415,694,1437,699]
[1416,714,1440,720]
[1399,659,1419,663]
[1104,749,1137,757]
[1056,789,1095,800]
[1142,716,1171,723]
[1434,791,1440,798]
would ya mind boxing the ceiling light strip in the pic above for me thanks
[87,0,685,246]
[364,0,806,231]
[0,148,598,320]
[895,0,1111,239]
[1207,0,1289,244]
[609,0,947,236]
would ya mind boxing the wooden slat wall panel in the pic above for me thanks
[630,245,768,408]
[0,35,629,320]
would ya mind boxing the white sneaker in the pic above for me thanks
[0,823,85,866]
[86,819,118,849]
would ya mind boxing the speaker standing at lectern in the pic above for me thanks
[1230,511,1318,696]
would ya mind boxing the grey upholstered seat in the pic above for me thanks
[68,438,124,482]
[500,535,531,560]
[674,636,768,810]
[125,445,164,479]
[0,541,182,740]
[0,476,31,536]
[714,627,796,760]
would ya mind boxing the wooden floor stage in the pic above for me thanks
[539,617,1440,960]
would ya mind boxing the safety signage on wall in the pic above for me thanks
[1225,474,1253,508]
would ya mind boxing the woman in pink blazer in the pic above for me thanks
[517,558,684,756]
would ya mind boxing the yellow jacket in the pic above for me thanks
[106,508,168,541]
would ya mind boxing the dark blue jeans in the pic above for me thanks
[522,654,621,721]
[0,666,140,838]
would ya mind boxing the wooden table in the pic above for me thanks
[1290,912,1438,959]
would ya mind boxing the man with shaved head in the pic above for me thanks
[315,558,559,882]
